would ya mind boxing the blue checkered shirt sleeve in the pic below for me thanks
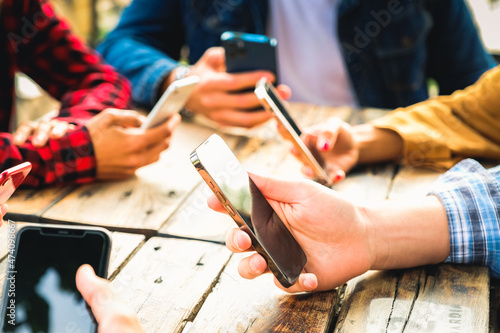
[429,159,500,277]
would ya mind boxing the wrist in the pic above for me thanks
[163,65,192,90]
[354,124,404,164]
[364,196,450,271]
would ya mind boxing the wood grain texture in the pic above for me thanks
[159,182,234,242]
[0,222,9,260]
[108,232,145,279]
[109,237,231,333]
[335,265,489,333]
[5,186,75,222]
[41,121,242,232]
[334,164,396,204]
[388,166,442,200]
[183,253,339,333]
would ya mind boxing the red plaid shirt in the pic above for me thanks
[0,0,131,187]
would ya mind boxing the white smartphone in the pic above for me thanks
[141,76,200,129]
[254,78,330,184]
[191,134,307,288]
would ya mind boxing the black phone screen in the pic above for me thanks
[263,83,302,136]
[0,227,110,333]
[194,135,307,285]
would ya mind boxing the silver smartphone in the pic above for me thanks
[255,78,330,184]
[191,134,307,288]
[141,76,200,129]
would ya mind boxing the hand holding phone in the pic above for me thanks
[0,162,31,204]
[141,76,200,129]
[191,134,307,288]
[254,78,330,184]
[1,224,111,332]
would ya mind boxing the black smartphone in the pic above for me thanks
[0,224,112,333]
[191,134,307,288]
[255,78,330,185]
[221,31,278,81]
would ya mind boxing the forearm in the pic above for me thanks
[1,129,97,187]
[354,124,404,165]
[364,196,450,270]
[98,37,177,107]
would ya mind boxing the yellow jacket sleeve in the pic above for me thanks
[372,65,500,169]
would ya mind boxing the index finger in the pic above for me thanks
[207,193,226,213]
[140,113,181,147]
[210,71,275,92]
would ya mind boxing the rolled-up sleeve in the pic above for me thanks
[428,159,500,277]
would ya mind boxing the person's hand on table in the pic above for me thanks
[208,172,450,293]
[76,265,144,333]
[1,204,7,227]
[279,117,358,185]
[164,47,291,128]
[86,108,181,180]
[208,173,372,293]
[13,119,76,147]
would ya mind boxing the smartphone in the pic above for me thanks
[221,31,278,80]
[0,224,112,333]
[141,76,200,129]
[255,78,330,184]
[191,134,307,288]
[0,162,32,204]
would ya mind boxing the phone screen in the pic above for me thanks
[192,135,307,286]
[263,83,302,136]
[1,227,110,333]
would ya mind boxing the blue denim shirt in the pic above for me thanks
[98,0,496,109]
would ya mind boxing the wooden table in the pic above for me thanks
[1,104,491,332]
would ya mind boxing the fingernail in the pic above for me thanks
[233,233,242,251]
[335,174,343,182]
[80,264,94,277]
[303,275,316,290]
[249,256,259,272]
[319,139,330,151]
[304,168,314,177]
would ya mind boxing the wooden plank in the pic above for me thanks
[42,121,242,232]
[183,252,340,333]
[0,222,10,260]
[5,186,76,222]
[159,183,234,242]
[109,237,231,333]
[334,265,489,333]
[334,164,396,203]
[388,166,442,200]
[108,232,145,279]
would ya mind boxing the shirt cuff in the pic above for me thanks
[372,115,455,169]
[42,126,97,185]
[134,58,178,107]
[428,159,500,277]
